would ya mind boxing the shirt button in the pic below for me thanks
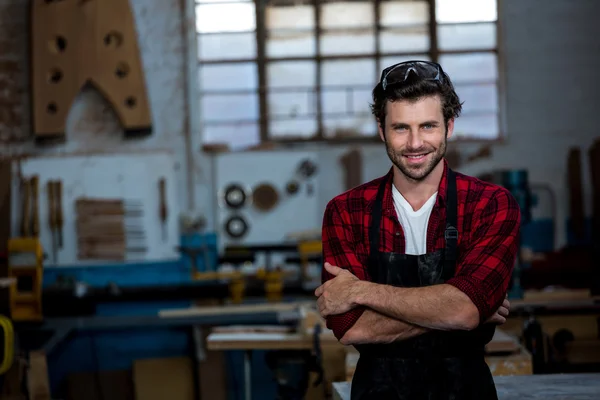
[395,232,400,236]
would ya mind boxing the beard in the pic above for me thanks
[385,135,447,182]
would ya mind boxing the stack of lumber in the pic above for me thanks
[75,198,146,260]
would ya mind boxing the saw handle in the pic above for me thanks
[47,180,56,230]
[31,175,40,237]
[21,178,31,236]
[55,180,64,247]
[159,177,167,225]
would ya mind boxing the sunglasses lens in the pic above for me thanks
[383,61,441,88]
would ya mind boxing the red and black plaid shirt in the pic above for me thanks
[321,160,521,339]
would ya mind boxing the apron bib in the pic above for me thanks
[350,169,498,400]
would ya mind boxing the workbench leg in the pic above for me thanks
[244,350,252,400]
[190,326,205,400]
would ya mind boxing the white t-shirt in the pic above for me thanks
[392,185,437,256]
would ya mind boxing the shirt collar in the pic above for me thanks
[379,159,449,216]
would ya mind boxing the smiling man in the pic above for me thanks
[315,61,521,399]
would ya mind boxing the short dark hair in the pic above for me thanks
[370,67,463,129]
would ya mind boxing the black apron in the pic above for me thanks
[351,169,498,400]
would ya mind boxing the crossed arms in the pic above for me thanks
[316,191,520,346]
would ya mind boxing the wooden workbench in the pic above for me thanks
[332,373,600,400]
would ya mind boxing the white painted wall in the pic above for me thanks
[14,153,181,266]
[2,0,598,264]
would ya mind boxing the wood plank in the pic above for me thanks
[133,357,194,400]
[158,301,308,318]
[485,329,520,354]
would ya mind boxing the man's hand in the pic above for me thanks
[315,262,362,317]
[485,297,510,325]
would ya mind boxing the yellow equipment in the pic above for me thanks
[256,268,285,303]
[192,269,247,304]
[297,240,322,282]
[7,237,44,322]
[0,315,14,375]
[186,240,322,304]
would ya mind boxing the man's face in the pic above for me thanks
[378,95,454,182]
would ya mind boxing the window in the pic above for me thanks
[196,0,500,149]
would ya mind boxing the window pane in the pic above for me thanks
[268,61,316,88]
[203,124,260,150]
[201,94,259,122]
[196,3,256,33]
[322,116,376,138]
[438,53,497,83]
[197,0,252,3]
[320,30,375,55]
[267,31,316,57]
[321,88,372,115]
[321,59,377,86]
[269,90,315,117]
[379,54,430,77]
[198,33,256,60]
[199,63,258,91]
[270,119,317,138]
[438,22,496,51]
[321,2,374,29]
[451,114,499,140]
[455,84,498,113]
[380,54,430,69]
[436,0,497,23]
[380,1,428,27]
[266,4,314,30]
[380,26,429,53]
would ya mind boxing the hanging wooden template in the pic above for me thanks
[31,0,152,141]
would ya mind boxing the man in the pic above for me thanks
[315,61,520,399]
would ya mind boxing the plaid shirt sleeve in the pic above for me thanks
[446,187,521,321]
[321,199,370,340]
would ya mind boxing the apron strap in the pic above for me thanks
[444,168,458,265]
[368,167,459,265]
[368,177,387,267]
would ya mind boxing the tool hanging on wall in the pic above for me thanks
[47,181,57,264]
[56,180,63,248]
[30,175,40,237]
[31,0,152,141]
[224,215,249,239]
[158,177,167,242]
[20,178,31,237]
[75,198,146,260]
[20,176,41,237]
[46,179,64,264]
[339,148,363,191]
[252,183,279,212]
[222,183,248,209]
[11,176,44,321]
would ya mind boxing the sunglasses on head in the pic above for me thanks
[380,60,445,90]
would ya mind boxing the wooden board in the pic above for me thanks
[133,357,194,400]
[31,0,152,140]
[485,329,520,354]
[158,301,307,318]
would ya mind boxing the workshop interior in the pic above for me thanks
[0,0,599,399]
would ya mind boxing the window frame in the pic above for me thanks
[195,0,503,146]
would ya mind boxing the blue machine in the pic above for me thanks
[500,170,534,299]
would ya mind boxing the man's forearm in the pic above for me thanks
[355,282,480,331]
[340,309,429,345]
